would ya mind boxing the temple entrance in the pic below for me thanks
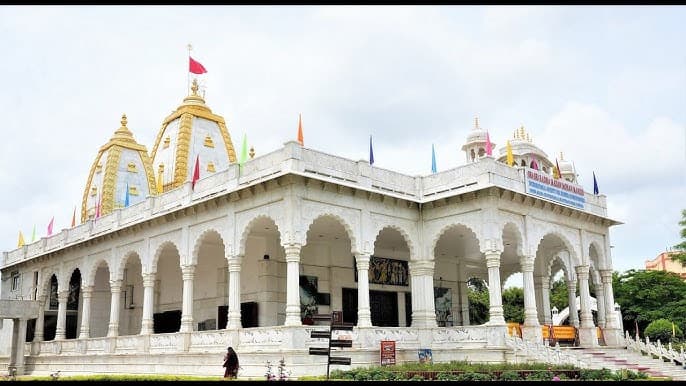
[370,290,398,327]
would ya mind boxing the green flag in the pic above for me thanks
[238,133,248,167]
[31,224,36,242]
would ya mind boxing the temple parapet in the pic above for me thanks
[2,143,611,268]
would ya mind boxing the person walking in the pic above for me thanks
[223,347,239,379]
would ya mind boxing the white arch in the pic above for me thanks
[303,213,357,253]
[238,214,282,256]
[191,228,227,266]
[150,240,181,275]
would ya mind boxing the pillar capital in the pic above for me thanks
[142,273,156,287]
[181,265,195,279]
[109,279,123,292]
[575,265,590,279]
[283,243,302,257]
[81,286,94,297]
[228,256,242,272]
[408,260,434,276]
[57,290,69,301]
[484,251,502,267]
[355,254,370,270]
[519,256,534,272]
[600,269,613,282]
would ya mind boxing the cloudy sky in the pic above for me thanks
[1,6,684,275]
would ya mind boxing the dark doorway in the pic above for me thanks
[370,290,398,327]
[240,302,258,328]
[43,313,57,341]
[218,305,228,329]
[153,310,181,333]
[65,313,78,339]
[405,292,412,327]
[341,288,400,327]
[25,319,36,342]
[342,288,358,325]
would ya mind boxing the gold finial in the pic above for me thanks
[187,43,193,51]
[121,113,127,127]
[474,116,479,129]
[249,146,255,159]
[519,125,525,139]
[191,78,199,96]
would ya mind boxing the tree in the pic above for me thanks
[613,269,686,337]
[502,287,524,323]
[644,319,683,343]
[674,209,686,265]
[468,277,490,325]
[549,278,569,312]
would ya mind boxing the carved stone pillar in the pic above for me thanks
[595,282,606,328]
[576,265,598,347]
[459,280,470,326]
[566,279,579,327]
[227,256,242,329]
[484,252,505,325]
[541,277,552,325]
[78,286,93,339]
[140,274,155,335]
[355,254,372,327]
[284,245,302,326]
[180,265,195,332]
[409,260,437,327]
[9,318,28,375]
[107,280,122,337]
[600,269,622,346]
[521,256,541,342]
[534,276,544,323]
[55,290,68,340]
[33,295,46,342]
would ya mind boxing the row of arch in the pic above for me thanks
[29,213,613,345]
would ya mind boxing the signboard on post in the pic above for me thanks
[380,340,396,366]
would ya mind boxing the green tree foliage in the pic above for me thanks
[644,318,683,343]
[550,278,569,312]
[613,269,686,337]
[502,287,524,323]
[468,277,489,324]
[674,209,686,265]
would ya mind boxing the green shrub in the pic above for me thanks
[526,370,552,380]
[436,372,459,381]
[645,319,683,344]
[499,370,522,380]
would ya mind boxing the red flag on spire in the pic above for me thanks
[189,56,207,74]
[191,155,200,190]
[485,131,492,156]
[297,113,304,146]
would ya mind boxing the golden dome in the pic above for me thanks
[81,114,156,222]
[150,79,237,192]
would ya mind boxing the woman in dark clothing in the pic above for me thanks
[223,346,239,379]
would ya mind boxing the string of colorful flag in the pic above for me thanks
[15,52,605,249]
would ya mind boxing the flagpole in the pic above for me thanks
[187,43,192,96]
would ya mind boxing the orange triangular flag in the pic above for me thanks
[297,113,304,146]
[71,207,76,227]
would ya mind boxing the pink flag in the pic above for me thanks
[485,131,493,156]
[47,217,54,236]
[531,154,539,170]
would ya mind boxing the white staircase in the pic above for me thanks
[574,347,686,380]
[505,331,686,380]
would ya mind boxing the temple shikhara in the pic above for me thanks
[1,75,625,378]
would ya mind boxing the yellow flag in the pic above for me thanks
[673,322,676,337]
[17,231,25,247]
[506,140,514,166]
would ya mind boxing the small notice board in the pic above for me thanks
[380,340,396,366]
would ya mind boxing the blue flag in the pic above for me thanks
[124,182,130,207]
[369,135,374,165]
[593,172,599,195]
[431,144,437,174]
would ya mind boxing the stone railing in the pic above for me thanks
[505,333,587,367]
[624,331,686,366]
[1,143,610,268]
